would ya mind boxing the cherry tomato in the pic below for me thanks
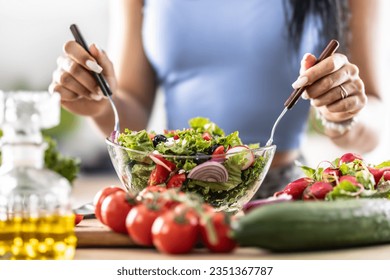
[166,173,186,189]
[211,145,225,160]
[202,132,212,141]
[173,202,214,220]
[148,164,170,185]
[100,191,135,234]
[200,212,237,253]
[152,210,199,254]
[93,186,124,223]
[74,214,84,226]
[126,203,165,246]
[138,185,167,199]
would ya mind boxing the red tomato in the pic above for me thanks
[211,145,226,162]
[74,214,84,225]
[148,164,170,185]
[93,186,124,223]
[202,132,212,141]
[100,191,135,234]
[174,202,214,219]
[160,190,189,209]
[152,210,199,254]
[138,185,167,199]
[166,173,186,189]
[200,212,237,253]
[126,203,165,246]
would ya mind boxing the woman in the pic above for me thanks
[50,0,384,198]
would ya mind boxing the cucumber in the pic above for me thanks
[231,199,390,252]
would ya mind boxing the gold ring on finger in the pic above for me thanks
[339,85,348,99]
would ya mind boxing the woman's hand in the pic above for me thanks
[49,41,117,117]
[292,53,367,124]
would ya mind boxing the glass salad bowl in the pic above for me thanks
[105,117,276,212]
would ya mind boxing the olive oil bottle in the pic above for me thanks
[0,91,77,260]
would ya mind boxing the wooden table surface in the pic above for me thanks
[71,174,390,260]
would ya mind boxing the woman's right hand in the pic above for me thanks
[49,41,117,117]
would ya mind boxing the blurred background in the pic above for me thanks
[0,0,389,176]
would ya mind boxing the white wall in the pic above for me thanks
[0,0,110,89]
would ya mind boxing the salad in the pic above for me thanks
[113,117,271,209]
[274,152,390,201]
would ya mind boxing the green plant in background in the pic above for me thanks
[42,135,81,184]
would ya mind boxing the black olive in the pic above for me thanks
[152,134,167,147]
[194,152,208,165]
[209,144,220,154]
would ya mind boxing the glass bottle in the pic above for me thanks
[0,91,77,260]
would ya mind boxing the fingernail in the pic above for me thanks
[90,93,103,101]
[86,59,103,73]
[301,53,311,64]
[292,76,308,89]
[333,55,345,69]
[301,90,309,100]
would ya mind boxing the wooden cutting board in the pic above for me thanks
[75,219,137,248]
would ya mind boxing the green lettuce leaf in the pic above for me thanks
[188,117,225,136]
[129,162,155,192]
[118,129,154,152]
[375,160,390,169]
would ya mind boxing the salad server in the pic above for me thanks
[266,39,340,146]
[70,24,120,141]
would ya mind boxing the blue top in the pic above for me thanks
[142,0,320,151]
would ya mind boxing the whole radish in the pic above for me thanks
[303,182,333,200]
[322,167,341,184]
[339,175,359,185]
[339,153,363,165]
[282,177,313,200]
[384,171,390,181]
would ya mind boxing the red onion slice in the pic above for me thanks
[188,161,229,182]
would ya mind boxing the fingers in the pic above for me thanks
[292,53,348,89]
[299,53,316,75]
[57,56,101,94]
[303,66,351,100]
[293,52,367,122]
[317,93,366,122]
[49,40,112,102]
[309,80,364,107]
[63,41,103,73]
[90,44,114,74]
[51,61,103,101]
[49,82,79,101]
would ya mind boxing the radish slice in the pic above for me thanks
[110,130,119,143]
[188,161,228,182]
[226,145,254,170]
[149,153,176,172]
[242,193,293,213]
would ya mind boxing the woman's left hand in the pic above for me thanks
[291,53,367,123]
